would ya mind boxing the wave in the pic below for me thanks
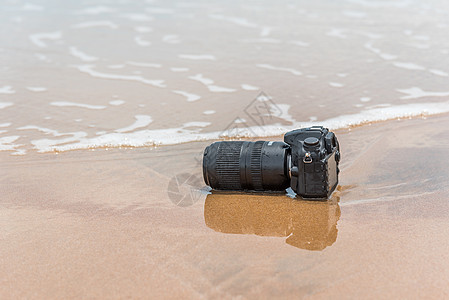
[20,100,449,153]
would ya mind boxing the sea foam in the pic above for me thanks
[74,65,166,88]
[29,31,62,48]
[50,101,106,110]
[19,101,449,153]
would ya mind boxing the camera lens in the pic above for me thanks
[202,141,290,191]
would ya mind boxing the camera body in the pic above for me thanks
[284,126,340,198]
[202,126,340,199]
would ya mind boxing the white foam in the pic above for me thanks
[170,67,189,72]
[345,0,411,8]
[364,42,397,60]
[74,65,166,88]
[22,3,44,11]
[135,36,151,46]
[109,100,125,106]
[342,10,367,18]
[71,21,118,29]
[360,97,371,102]
[0,86,15,94]
[259,27,272,37]
[367,103,391,109]
[22,101,449,153]
[329,82,344,87]
[0,130,7,134]
[115,115,153,133]
[397,87,449,99]
[288,40,310,47]
[243,38,281,44]
[188,74,236,93]
[127,61,161,68]
[357,31,383,39]
[29,31,62,48]
[26,87,47,92]
[256,64,302,76]
[0,102,13,109]
[327,28,347,39]
[121,13,153,22]
[275,104,296,124]
[21,127,88,152]
[210,85,237,92]
[0,136,22,152]
[0,123,11,128]
[35,53,51,62]
[392,63,449,77]
[255,93,271,102]
[12,149,26,156]
[179,54,216,61]
[203,110,216,115]
[208,14,258,28]
[183,122,210,127]
[77,6,116,15]
[50,101,106,110]
[241,84,259,91]
[18,125,63,136]
[134,26,153,33]
[429,69,448,77]
[173,90,201,102]
[189,74,214,85]
[413,35,430,41]
[233,118,246,124]
[162,35,181,44]
[145,7,175,14]
[108,64,125,69]
[393,62,425,70]
[409,43,430,50]
[69,47,98,62]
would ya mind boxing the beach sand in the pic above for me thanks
[2,0,449,298]
[1,113,449,299]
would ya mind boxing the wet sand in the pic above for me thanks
[2,113,449,299]
[2,0,449,298]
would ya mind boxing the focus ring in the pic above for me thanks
[215,141,243,189]
[250,141,264,190]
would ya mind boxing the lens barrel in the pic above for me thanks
[202,141,290,191]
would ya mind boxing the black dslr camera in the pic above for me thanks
[202,126,340,199]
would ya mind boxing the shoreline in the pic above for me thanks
[2,111,448,157]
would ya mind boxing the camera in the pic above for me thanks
[202,126,340,199]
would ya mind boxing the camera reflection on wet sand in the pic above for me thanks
[204,192,340,251]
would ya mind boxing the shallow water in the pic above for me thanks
[2,0,449,154]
